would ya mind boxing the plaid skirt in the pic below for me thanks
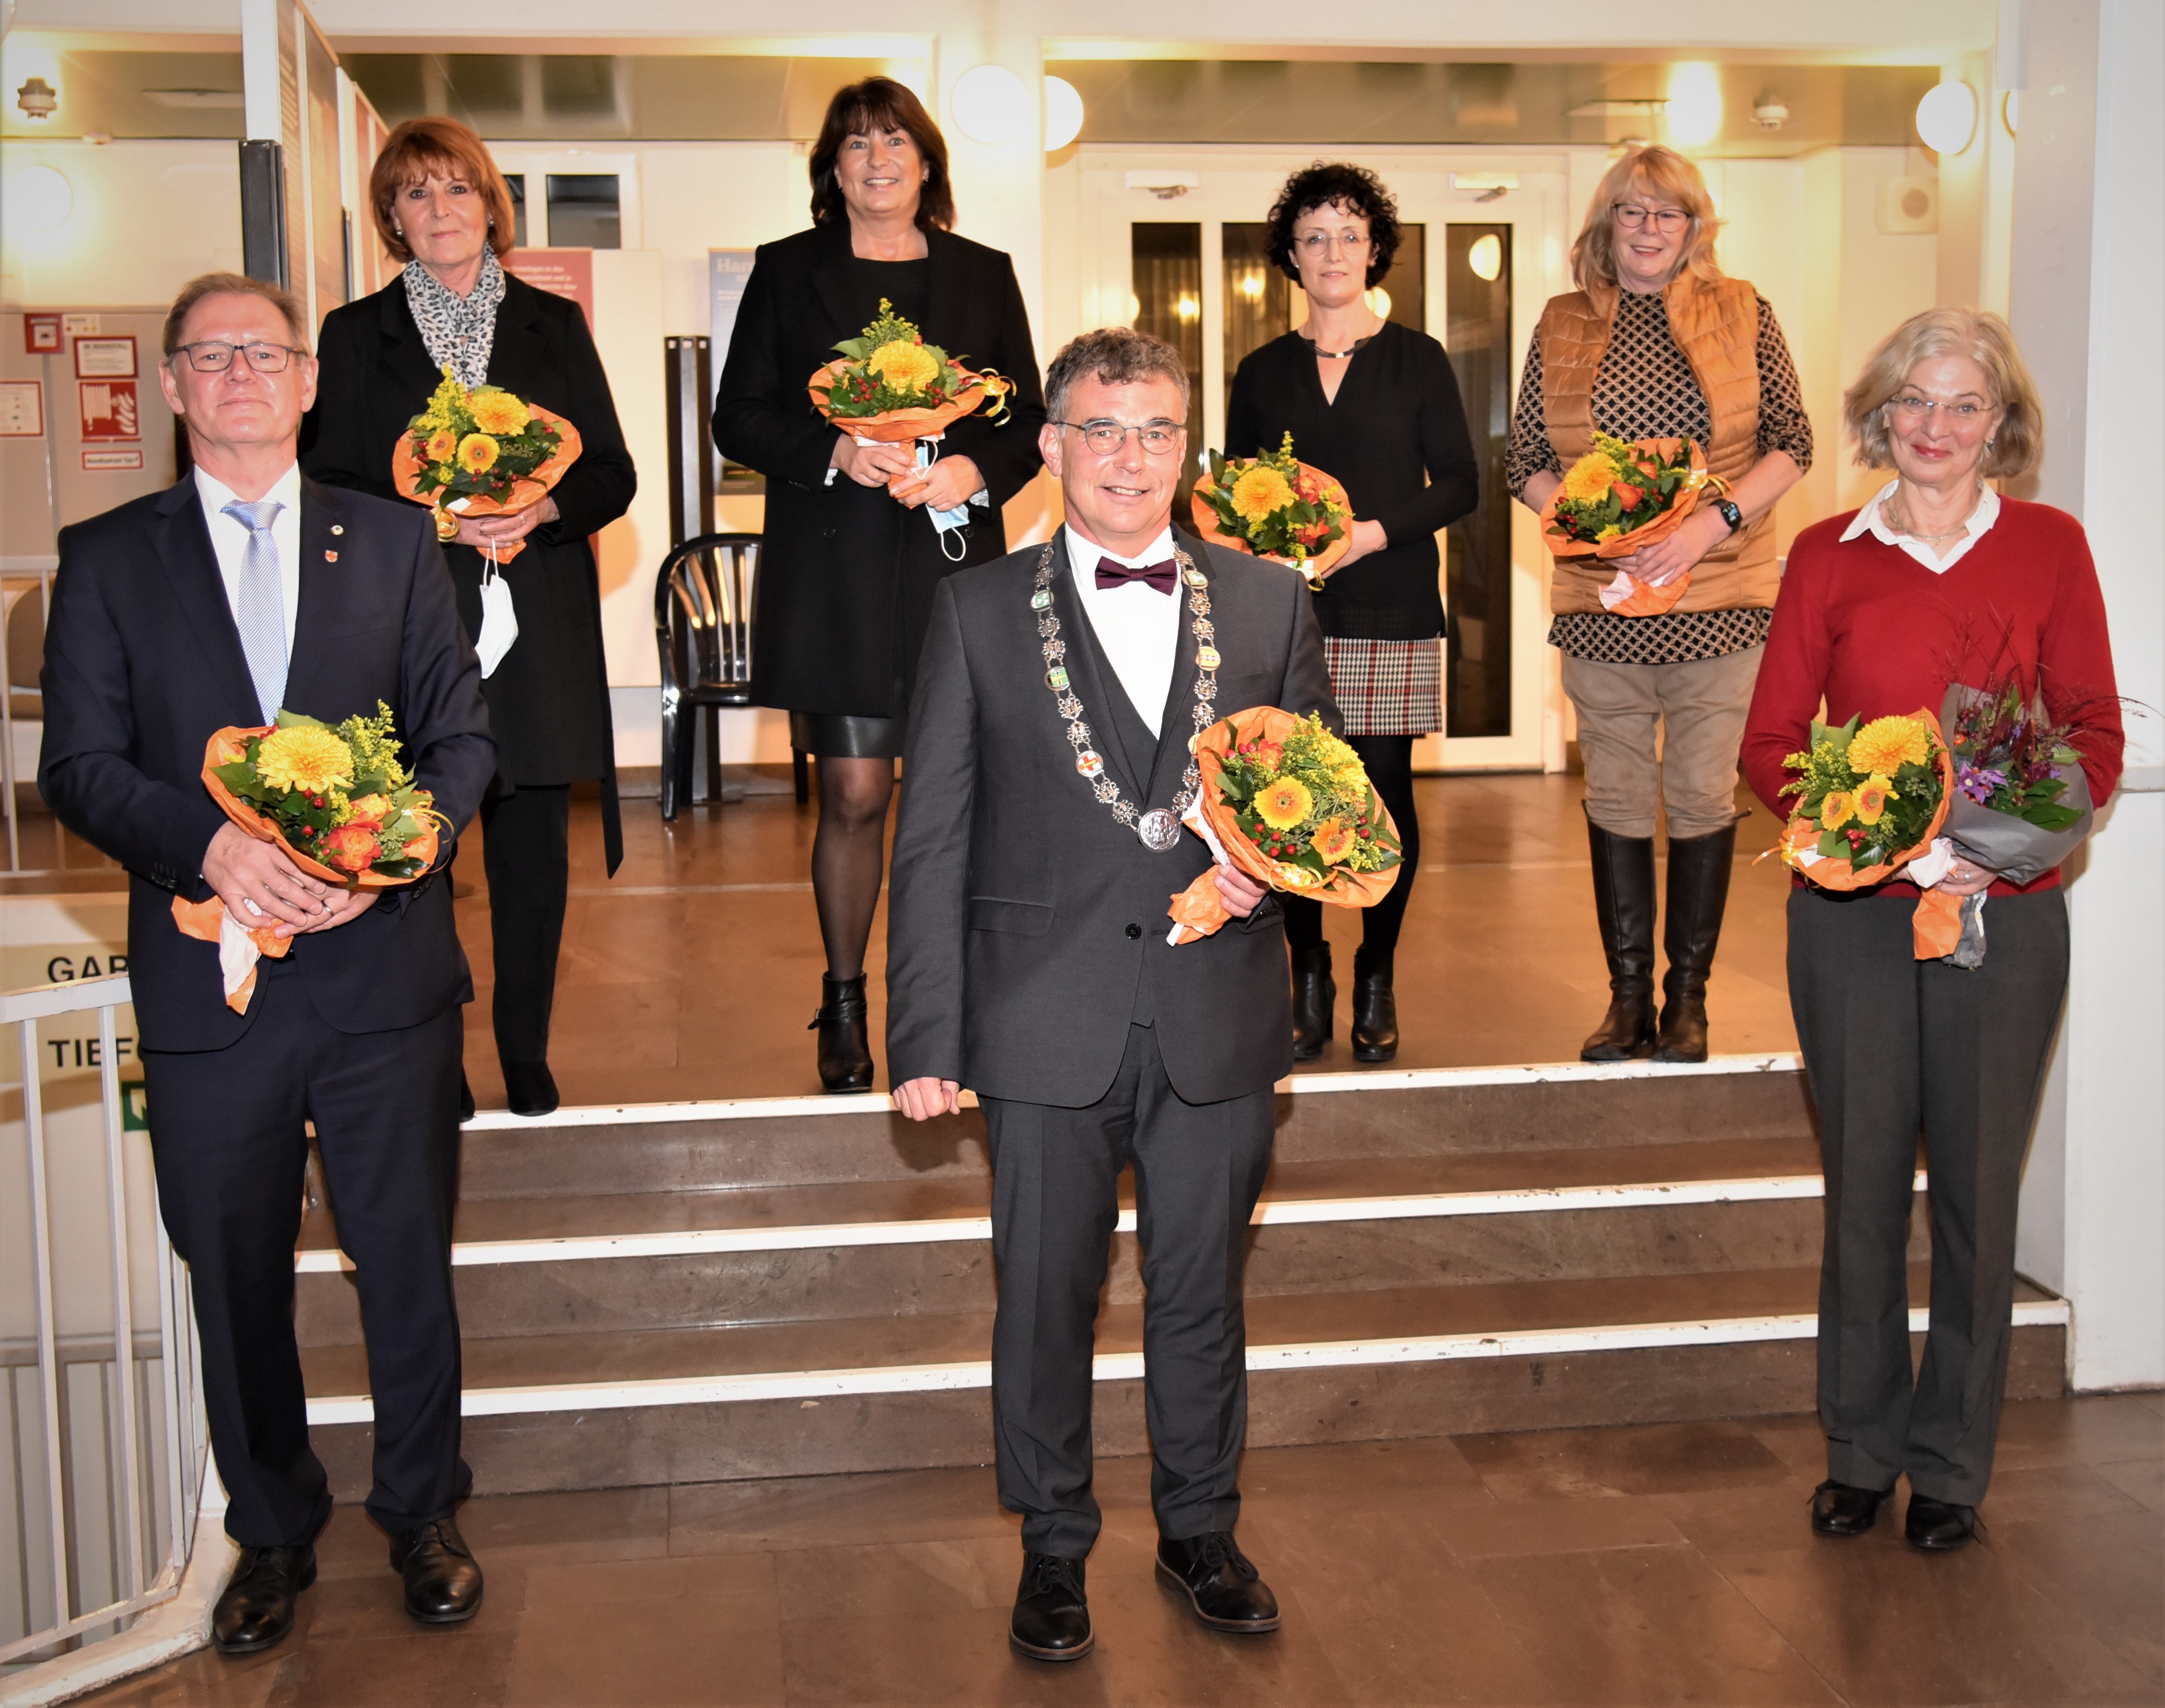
[1322,636,1443,737]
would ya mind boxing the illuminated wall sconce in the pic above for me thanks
[950,64,1030,147]
[15,75,58,121]
[1467,233,1503,283]
[1915,80,1978,155]
[2001,89,2020,136]
[1044,75,1084,152]
[1365,286,1392,321]
[4,164,74,234]
[1665,63,1723,148]
[1174,292,1199,323]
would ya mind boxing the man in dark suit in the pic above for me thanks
[887,327,1337,1662]
[40,274,496,1654]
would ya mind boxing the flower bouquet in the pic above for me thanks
[171,705,446,1012]
[1192,433,1353,591]
[1539,434,1716,617]
[808,298,1012,498]
[392,367,581,563]
[1165,708,1402,945]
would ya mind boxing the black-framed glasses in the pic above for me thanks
[1054,419,1183,457]
[1612,204,1692,232]
[171,340,307,374]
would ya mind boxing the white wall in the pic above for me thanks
[0,139,242,307]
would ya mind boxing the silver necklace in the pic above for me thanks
[1884,487,1980,544]
[1033,540,1219,851]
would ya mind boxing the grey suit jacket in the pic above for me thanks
[886,528,1338,1108]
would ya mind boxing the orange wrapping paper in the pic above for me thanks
[1189,463,1352,587]
[392,404,581,564]
[1539,436,1713,617]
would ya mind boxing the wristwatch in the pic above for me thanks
[1712,498,1744,534]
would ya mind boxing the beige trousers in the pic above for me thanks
[1561,645,1765,840]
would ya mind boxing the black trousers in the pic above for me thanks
[142,958,469,1545]
[1788,886,2069,1505]
[979,1023,1275,1558]
[479,782,571,1067]
[1283,733,1419,966]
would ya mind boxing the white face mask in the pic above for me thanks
[474,557,518,678]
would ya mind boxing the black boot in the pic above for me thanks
[809,974,874,1092]
[1289,941,1334,1060]
[502,1060,559,1117]
[1350,947,1398,1063]
[1582,817,1658,1062]
[1654,824,1736,1064]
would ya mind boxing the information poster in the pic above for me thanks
[502,250,594,331]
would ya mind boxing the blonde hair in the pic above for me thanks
[162,273,309,358]
[1844,307,2042,479]
[1570,146,1723,292]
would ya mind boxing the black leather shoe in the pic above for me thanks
[1582,817,1659,1062]
[1349,968,1398,1063]
[1811,1479,1891,1537]
[809,975,874,1092]
[1653,824,1736,1064]
[1155,1532,1280,1633]
[1905,1492,1981,1551]
[1010,1551,1091,1662]
[213,1543,315,1655]
[389,1517,484,1623]
[502,1060,558,1117]
[1290,942,1334,1060]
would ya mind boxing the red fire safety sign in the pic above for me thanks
[78,380,140,442]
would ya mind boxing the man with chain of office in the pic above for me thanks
[886,326,1337,1662]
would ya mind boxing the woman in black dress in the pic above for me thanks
[715,77,1045,1091]
[304,116,635,1118]
[1226,163,1479,1063]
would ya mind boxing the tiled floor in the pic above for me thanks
[83,1393,2164,1706]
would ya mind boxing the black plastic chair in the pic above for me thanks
[655,532,767,820]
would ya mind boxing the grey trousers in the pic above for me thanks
[1561,645,1764,839]
[980,1023,1276,1558]
[1787,886,2069,1505]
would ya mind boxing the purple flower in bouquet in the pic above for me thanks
[1957,762,2009,805]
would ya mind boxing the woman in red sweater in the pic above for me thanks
[1741,308,2122,1553]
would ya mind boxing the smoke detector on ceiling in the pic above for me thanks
[1752,97,1790,131]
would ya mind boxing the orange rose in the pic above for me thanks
[1615,483,1642,512]
[345,793,392,827]
[323,824,382,873]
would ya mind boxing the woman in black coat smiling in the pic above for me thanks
[302,116,635,1118]
[715,76,1045,1091]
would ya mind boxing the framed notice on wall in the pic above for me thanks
[0,381,44,436]
[74,337,137,379]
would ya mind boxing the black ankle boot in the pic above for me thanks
[809,974,874,1092]
[501,1060,559,1117]
[1289,942,1334,1059]
[1350,948,1398,1063]
[1582,816,1658,1062]
[1654,824,1736,1064]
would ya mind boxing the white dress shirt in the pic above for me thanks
[1839,478,2000,574]
[193,461,302,652]
[1066,525,1180,739]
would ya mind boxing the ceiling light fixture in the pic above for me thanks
[1043,75,1084,151]
[950,63,1030,147]
[1915,80,1978,155]
[15,75,58,121]
[5,164,73,234]
[1467,234,1503,283]
[1665,63,1724,148]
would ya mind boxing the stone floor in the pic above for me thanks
[83,1392,2165,1706]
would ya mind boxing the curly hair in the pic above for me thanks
[1844,307,2042,480]
[808,77,954,232]
[1265,161,1401,288]
[1045,327,1190,423]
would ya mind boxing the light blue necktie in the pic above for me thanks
[222,500,288,722]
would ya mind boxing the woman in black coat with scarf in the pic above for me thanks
[715,76,1045,1091]
[302,116,635,1117]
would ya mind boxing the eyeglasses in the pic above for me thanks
[1295,231,1370,256]
[1612,204,1692,233]
[1886,394,1994,427]
[1055,419,1184,457]
[171,340,307,374]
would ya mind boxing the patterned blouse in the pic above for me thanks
[1507,289,1813,666]
[402,246,508,390]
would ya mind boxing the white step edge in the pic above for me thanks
[304,1295,2071,1426]
[295,1167,1917,1274]
[455,1052,1807,1132]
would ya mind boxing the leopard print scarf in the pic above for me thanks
[402,245,507,390]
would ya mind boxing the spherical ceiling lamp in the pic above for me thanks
[1665,63,1724,148]
[4,164,73,235]
[2001,89,2020,136]
[1043,75,1084,152]
[950,63,1030,148]
[1467,233,1503,283]
[1915,80,1978,155]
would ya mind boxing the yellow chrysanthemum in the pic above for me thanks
[424,428,457,463]
[1821,790,1855,830]
[1558,451,1613,504]
[1848,716,1930,776]
[1854,775,1896,826]
[1254,776,1314,831]
[457,433,500,473]
[1229,466,1296,522]
[866,339,941,391]
[468,390,531,435]
[257,726,353,795]
[1312,818,1354,864]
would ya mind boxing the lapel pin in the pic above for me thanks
[330,524,344,536]
[324,550,338,563]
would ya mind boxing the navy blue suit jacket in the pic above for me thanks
[39,474,496,1053]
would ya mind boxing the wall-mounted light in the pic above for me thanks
[4,164,73,234]
[1174,292,1198,323]
[1915,79,1978,155]
[2001,89,2020,136]
[1365,286,1393,321]
[1043,75,1084,152]
[15,75,58,121]
[950,63,1030,147]
[1235,268,1265,303]
[1665,63,1723,148]
[1467,234,1503,283]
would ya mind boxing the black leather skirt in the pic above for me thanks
[788,711,905,760]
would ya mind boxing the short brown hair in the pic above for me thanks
[808,77,954,232]
[1045,328,1190,422]
[162,273,310,359]
[1265,161,1402,289]
[1844,307,2043,480]
[369,116,517,266]
[1570,145,1723,292]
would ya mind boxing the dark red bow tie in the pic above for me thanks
[1095,556,1177,595]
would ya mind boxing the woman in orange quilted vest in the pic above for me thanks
[1508,145,1811,1064]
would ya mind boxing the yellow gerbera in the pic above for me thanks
[866,340,941,391]
[468,390,531,435]
[424,428,457,463]
[1821,790,1855,829]
[1229,466,1295,522]
[1558,451,1614,504]
[457,433,500,473]
[1854,775,1896,825]
[257,726,354,795]
[1254,776,1314,831]
[1311,818,1354,864]
[1848,715,1930,776]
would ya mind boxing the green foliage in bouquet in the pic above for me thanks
[405,366,562,503]
[212,704,435,878]
[1549,431,1701,546]
[1780,711,1944,869]
[824,299,976,417]
[1200,433,1351,565]
[1214,712,1402,880]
